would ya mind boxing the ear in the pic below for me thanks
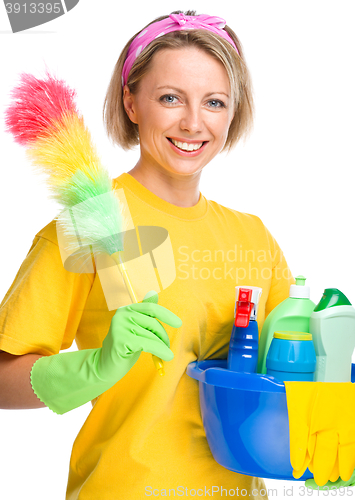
[123,85,138,124]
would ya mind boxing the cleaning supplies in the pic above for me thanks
[266,331,316,382]
[257,276,315,374]
[310,288,355,382]
[227,286,262,373]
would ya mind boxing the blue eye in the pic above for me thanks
[160,94,178,104]
[208,99,226,109]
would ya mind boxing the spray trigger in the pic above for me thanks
[234,288,254,328]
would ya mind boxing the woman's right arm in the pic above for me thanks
[0,351,46,409]
[0,300,181,415]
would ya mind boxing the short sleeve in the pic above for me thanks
[263,226,295,317]
[0,230,94,356]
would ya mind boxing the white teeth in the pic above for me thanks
[171,139,203,151]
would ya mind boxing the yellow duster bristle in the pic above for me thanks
[27,112,103,187]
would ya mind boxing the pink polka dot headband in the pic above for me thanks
[121,13,239,86]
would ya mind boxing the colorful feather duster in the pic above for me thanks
[5,71,164,375]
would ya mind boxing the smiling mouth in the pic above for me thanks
[167,138,206,152]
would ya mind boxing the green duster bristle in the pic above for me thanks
[56,167,112,208]
[56,168,126,257]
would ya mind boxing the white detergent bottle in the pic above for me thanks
[310,288,355,382]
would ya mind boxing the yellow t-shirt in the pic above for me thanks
[0,173,294,499]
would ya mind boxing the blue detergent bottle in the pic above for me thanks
[227,286,262,373]
[266,331,317,381]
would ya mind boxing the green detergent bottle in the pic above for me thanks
[257,275,316,374]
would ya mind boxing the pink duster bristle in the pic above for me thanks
[5,71,78,146]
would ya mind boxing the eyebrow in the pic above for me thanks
[156,85,230,98]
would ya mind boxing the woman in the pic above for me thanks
[0,10,293,499]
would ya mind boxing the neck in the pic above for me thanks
[127,161,202,208]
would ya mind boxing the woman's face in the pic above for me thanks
[123,47,235,178]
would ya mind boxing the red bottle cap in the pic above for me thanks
[234,288,254,328]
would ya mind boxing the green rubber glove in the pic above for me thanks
[305,468,355,490]
[30,293,182,414]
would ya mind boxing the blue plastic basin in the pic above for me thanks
[187,360,355,480]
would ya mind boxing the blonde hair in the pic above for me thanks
[103,10,254,152]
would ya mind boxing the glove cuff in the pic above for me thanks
[30,348,114,415]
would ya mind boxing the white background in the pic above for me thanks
[0,0,354,498]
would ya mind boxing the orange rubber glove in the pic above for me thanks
[285,381,355,486]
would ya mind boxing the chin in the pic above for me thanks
[167,165,205,176]
[164,158,207,174]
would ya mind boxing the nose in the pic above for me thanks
[179,103,203,135]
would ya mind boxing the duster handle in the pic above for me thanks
[111,251,165,376]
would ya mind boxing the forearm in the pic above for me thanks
[0,351,46,409]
